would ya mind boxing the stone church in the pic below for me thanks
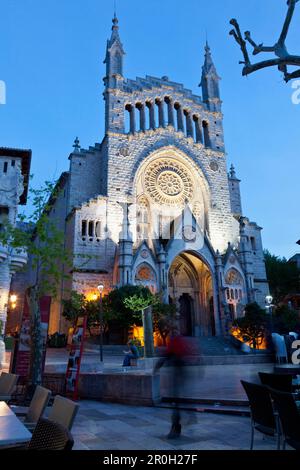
[43,15,269,336]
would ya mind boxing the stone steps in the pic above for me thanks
[159,397,250,417]
[84,337,273,364]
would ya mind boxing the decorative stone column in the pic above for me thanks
[215,250,225,335]
[238,223,255,303]
[118,203,133,286]
[157,244,168,303]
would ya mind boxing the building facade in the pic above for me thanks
[0,147,31,332]
[35,16,269,336]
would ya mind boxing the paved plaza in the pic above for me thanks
[0,351,294,450]
[70,400,283,450]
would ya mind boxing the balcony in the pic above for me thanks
[9,247,28,272]
[0,243,9,263]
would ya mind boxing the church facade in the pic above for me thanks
[44,16,269,336]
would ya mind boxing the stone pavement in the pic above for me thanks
[71,400,285,450]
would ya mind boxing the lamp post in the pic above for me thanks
[97,284,104,363]
[265,294,274,334]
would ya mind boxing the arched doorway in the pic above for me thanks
[168,252,215,337]
[179,293,193,336]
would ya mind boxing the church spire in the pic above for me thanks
[229,164,237,179]
[200,42,221,112]
[203,41,218,76]
[104,14,125,87]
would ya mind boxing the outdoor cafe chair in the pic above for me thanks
[0,372,19,402]
[241,380,280,450]
[48,395,79,431]
[28,417,74,450]
[12,385,51,431]
[269,387,300,450]
[258,372,293,393]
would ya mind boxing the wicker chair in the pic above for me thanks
[269,388,300,450]
[258,372,293,393]
[48,395,79,431]
[0,372,19,402]
[28,417,74,450]
[12,385,51,431]
[241,380,280,450]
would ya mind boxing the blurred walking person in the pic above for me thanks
[155,330,194,438]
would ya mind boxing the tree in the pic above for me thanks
[105,285,152,329]
[152,301,177,346]
[0,180,72,387]
[123,286,156,358]
[233,302,268,349]
[62,290,112,337]
[230,0,300,82]
[62,291,86,327]
[273,305,300,334]
[264,250,300,304]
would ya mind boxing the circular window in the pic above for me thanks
[144,158,194,206]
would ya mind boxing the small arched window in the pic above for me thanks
[202,121,210,148]
[125,104,135,134]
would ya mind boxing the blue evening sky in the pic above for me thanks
[0,0,299,258]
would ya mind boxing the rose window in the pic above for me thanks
[157,171,183,196]
[143,158,194,206]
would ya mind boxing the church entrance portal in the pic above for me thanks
[179,293,193,336]
[169,252,215,337]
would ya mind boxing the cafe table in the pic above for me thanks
[0,401,31,448]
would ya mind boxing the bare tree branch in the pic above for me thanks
[230,0,300,82]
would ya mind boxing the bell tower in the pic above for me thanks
[200,42,222,112]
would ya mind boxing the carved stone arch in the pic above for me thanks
[224,267,246,319]
[134,262,157,293]
[225,267,244,286]
[168,250,217,336]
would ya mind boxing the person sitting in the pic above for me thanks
[122,340,139,368]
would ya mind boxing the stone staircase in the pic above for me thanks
[198,336,242,356]
[84,342,125,356]
[84,336,273,365]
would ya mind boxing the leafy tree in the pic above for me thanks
[105,285,153,329]
[62,291,86,326]
[122,286,156,358]
[264,250,300,303]
[123,288,155,316]
[62,290,112,336]
[152,301,177,346]
[273,305,300,335]
[233,302,268,349]
[0,180,72,386]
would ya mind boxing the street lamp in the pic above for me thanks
[265,294,274,333]
[97,284,104,363]
[10,294,17,310]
